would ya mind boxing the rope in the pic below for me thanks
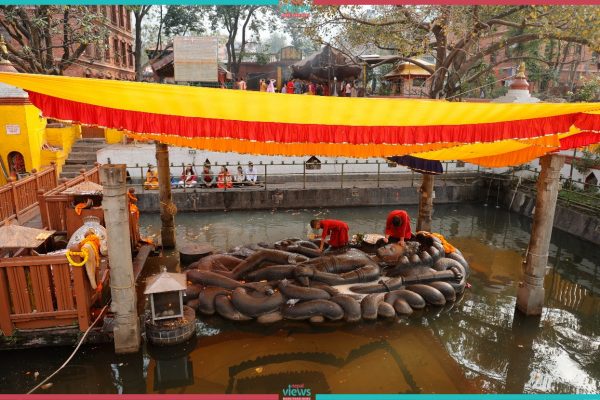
[26,302,111,394]
[65,249,88,267]
[527,251,549,258]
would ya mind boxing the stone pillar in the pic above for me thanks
[155,142,176,249]
[516,154,565,315]
[416,174,434,232]
[100,164,140,354]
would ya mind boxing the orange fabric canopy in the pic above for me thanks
[0,72,598,167]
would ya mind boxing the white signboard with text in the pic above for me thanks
[5,124,20,135]
[174,36,219,82]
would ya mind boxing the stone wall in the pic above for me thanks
[494,181,600,246]
[136,182,477,213]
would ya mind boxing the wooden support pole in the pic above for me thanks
[100,164,140,354]
[516,154,565,316]
[155,142,176,249]
[416,174,434,232]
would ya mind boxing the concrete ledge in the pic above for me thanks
[136,182,478,213]
[500,186,600,246]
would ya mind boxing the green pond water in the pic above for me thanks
[0,204,598,394]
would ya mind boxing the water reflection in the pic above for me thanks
[143,323,476,394]
[0,204,598,394]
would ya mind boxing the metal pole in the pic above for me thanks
[340,163,344,188]
[264,164,268,191]
[303,162,306,189]
[377,161,381,188]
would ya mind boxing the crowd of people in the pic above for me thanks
[143,160,259,190]
[231,77,362,97]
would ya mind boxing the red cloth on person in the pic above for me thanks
[320,219,349,248]
[385,210,412,240]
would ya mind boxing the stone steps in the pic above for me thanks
[60,138,107,180]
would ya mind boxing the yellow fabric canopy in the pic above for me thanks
[0,72,598,167]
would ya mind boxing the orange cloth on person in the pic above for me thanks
[217,172,233,188]
[320,219,349,248]
[385,210,412,240]
[144,169,159,189]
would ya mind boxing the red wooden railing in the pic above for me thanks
[38,165,101,232]
[0,165,58,227]
[0,253,108,336]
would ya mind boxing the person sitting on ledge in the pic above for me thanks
[234,165,245,186]
[143,164,159,190]
[178,164,197,188]
[200,162,216,188]
[217,166,233,189]
[244,161,258,185]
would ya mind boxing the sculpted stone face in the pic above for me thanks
[376,243,406,264]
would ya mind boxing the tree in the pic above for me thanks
[208,6,263,75]
[282,17,320,57]
[163,6,205,37]
[129,5,153,81]
[0,5,108,74]
[304,5,600,99]
[264,32,288,54]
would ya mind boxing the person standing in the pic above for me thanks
[267,79,275,93]
[286,80,295,94]
[345,81,352,97]
[294,79,302,94]
[310,219,349,252]
[239,77,247,90]
[260,79,267,92]
[384,210,412,245]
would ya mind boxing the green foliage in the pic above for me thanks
[255,52,270,65]
[570,76,600,102]
[163,6,205,37]
[302,5,600,99]
[572,148,600,174]
[208,6,267,73]
[0,5,109,74]
[264,32,288,54]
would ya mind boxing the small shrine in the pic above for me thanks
[144,267,195,346]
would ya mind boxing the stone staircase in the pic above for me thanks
[60,138,107,179]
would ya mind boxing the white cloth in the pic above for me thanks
[234,171,245,183]
[244,166,257,183]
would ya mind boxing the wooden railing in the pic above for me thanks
[38,165,101,232]
[0,165,58,227]
[0,253,107,336]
